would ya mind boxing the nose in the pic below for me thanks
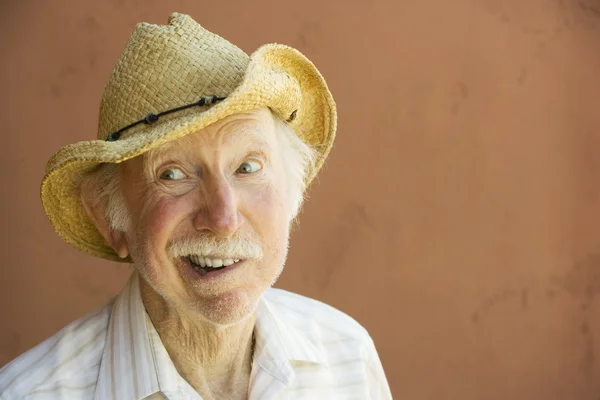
[193,178,243,237]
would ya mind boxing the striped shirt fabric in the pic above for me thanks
[0,273,393,399]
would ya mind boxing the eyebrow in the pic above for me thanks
[243,149,270,162]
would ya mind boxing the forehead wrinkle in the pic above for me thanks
[219,123,273,152]
[214,111,275,148]
[141,109,275,168]
[144,135,193,164]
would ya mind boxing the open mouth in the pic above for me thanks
[184,255,243,277]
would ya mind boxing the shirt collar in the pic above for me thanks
[248,294,328,399]
[94,273,162,400]
[94,272,327,400]
[254,294,326,369]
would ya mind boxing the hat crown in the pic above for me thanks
[97,13,249,140]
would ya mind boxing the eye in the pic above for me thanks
[159,167,186,181]
[237,161,262,174]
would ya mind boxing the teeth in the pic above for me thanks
[190,255,201,265]
[212,259,223,267]
[188,255,242,269]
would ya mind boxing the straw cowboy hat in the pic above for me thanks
[40,12,337,263]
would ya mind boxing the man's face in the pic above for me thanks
[118,108,293,325]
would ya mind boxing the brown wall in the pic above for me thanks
[2,0,600,398]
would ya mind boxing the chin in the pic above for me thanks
[189,290,262,327]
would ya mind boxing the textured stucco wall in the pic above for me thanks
[1,1,600,398]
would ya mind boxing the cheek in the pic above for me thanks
[143,199,179,237]
[132,194,192,258]
[130,194,197,292]
[256,182,288,222]
[244,183,290,256]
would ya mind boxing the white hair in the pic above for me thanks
[85,115,317,233]
[274,118,318,220]
[85,162,132,232]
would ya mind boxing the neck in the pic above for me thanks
[139,279,255,400]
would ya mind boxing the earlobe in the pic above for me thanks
[80,177,130,259]
[111,231,130,259]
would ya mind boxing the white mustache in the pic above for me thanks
[167,234,263,260]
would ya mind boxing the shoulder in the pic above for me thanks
[264,288,371,343]
[263,289,393,398]
[0,302,112,400]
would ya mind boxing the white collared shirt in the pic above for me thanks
[0,273,392,399]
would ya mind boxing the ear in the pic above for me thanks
[80,174,130,259]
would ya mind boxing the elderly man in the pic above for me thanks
[0,13,392,400]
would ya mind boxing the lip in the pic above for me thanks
[179,256,246,282]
